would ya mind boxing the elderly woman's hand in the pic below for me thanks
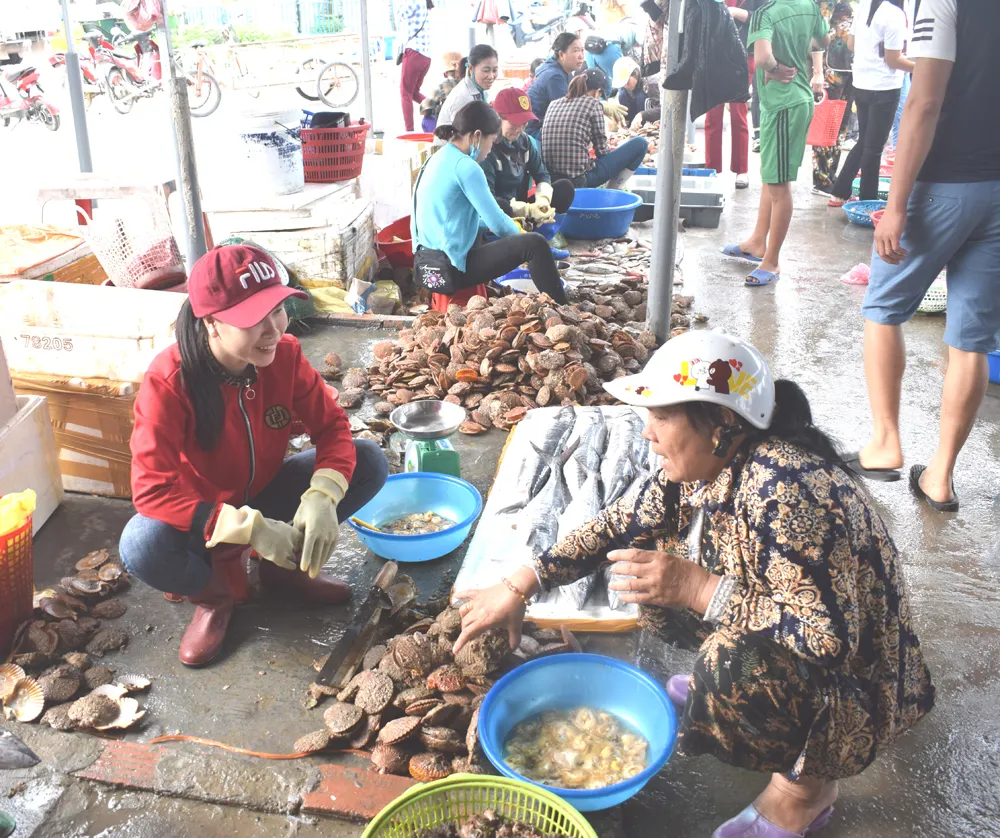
[452,566,538,655]
[608,549,721,613]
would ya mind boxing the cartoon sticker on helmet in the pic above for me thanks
[675,358,758,398]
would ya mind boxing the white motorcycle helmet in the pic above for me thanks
[603,330,775,429]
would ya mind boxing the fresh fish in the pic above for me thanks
[559,464,604,542]
[600,410,645,506]
[498,406,577,515]
[563,410,608,498]
[525,441,576,556]
[603,563,631,611]
[552,574,598,610]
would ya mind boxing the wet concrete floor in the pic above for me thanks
[3,171,1000,837]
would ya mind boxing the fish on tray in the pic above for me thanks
[497,406,577,515]
[564,409,608,499]
[524,442,576,556]
[601,410,647,506]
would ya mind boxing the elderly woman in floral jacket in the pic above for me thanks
[454,330,933,838]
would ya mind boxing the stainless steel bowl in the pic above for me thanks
[389,400,466,440]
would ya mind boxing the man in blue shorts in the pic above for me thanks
[853,0,1000,512]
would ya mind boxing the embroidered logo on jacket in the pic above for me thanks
[264,405,291,429]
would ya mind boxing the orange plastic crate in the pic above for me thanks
[0,513,33,658]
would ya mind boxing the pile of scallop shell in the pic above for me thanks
[417,809,561,838]
[295,601,579,780]
[329,290,692,434]
[1,549,150,732]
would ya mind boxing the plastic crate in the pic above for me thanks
[988,351,1000,384]
[851,176,892,200]
[301,123,370,183]
[681,192,726,228]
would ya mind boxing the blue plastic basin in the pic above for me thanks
[989,350,1000,384]
[561,189,643,240]
[478,653,677,811]
[346,473,482,562]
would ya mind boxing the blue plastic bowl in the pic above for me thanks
[478,653,677,811]
[346,473,482,562]
[534,212,567,241]
[561,189,643,240]
[495,267,568,295]
[988,350,1000,384]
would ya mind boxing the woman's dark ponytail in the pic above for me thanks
[176,299,225,451]
[765,380,844,467]
[434,124,458,141]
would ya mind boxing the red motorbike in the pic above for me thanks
[0,64,60,131]
[81,29,150,115]
[49,48,107,108]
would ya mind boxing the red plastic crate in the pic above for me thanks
[301,123,370,183]
[0,512,33,658]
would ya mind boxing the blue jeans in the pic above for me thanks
[119,440,389,596]
[585,137,649,187]
[863,180,1000,353]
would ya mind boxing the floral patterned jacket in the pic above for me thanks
[535,439,934,751]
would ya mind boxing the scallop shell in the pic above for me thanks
[3,677,45,722]
[115,674,151,693]
[294,729,331,753]
[67,692,119,728]
[91,683,128,701]
[0,663,27,700]
[76,550,110,571]
[70,577,105,596]
[94,696,145,730]
[97,563,123,582]
[354,672,395,715]
[90,599,127,620]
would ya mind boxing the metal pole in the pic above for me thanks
[59,0,93,173]
[360,0,374,125]
[646,0,688,344]
[159,0,207,266]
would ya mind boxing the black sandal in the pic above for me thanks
[844,452,902,482]
[909,464,959,512]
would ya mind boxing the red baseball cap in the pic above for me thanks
[187,245,307,329]
[492,87,537,125]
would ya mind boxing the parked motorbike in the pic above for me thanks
[0,64,59,131]
[509,1,595,49]
[82,29,145,114]
[49,49,107,108]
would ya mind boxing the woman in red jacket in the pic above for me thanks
[119,244,388,666]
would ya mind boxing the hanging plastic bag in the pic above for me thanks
[0,490,36,536]
[121,0,164,33]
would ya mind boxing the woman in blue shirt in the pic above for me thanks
[412,101,566,304]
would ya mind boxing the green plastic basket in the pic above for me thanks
[361,775,599,838]
[851,176,891,200]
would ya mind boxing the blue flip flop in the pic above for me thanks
[720,244,763,264]
[746,268,779,286]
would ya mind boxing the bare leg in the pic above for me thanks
[860,321,906,470]
[754,773,839,834]
[739,184,772,259]
[758,182,792,275]
[920,347,988,502]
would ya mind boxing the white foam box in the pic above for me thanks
[0,281,186,382]
[0,395,64,534]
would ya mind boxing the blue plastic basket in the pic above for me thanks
[681,167,717,177]
[479,654,677,811]
[844,200,887,228]
[561,189,642,239]
[988,350,1000,384]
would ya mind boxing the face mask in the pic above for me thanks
[468,133,481,159]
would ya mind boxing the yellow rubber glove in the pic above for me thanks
[206,504,302,570]
[292,469,348,578]
[526,202,556,224]
[509,199,530,219]
[534,181,554,213]
[603,99,628,126]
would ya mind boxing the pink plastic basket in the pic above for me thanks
[807,93,848,147]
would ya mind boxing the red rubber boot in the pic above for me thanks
[258,560,352,606]
[177,546,251,667]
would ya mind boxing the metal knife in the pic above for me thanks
[316,561,398,688]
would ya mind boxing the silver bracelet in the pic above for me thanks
[704,575,738,624]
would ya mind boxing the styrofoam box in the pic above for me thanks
[0,281,186,382]
[0,395,64,534]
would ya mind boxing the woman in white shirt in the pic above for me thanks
[828,0,915,206]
